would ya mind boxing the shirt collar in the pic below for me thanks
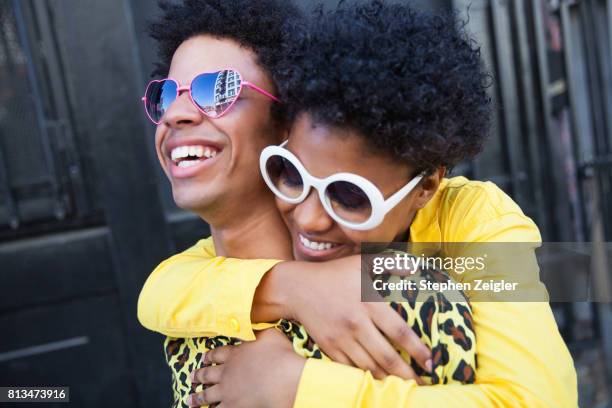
[199,236,217,257]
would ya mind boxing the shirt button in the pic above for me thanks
[230,317,240,332]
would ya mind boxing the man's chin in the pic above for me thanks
[172,192,217,214]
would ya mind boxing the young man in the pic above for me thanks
[139,2,577,407]
[139,0,438,406]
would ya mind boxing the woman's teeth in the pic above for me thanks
[299,234,336,251]
[171,145,217,167]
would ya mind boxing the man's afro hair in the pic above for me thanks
[149,0,301,80]
[277,0,492,173]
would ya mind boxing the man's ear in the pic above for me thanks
[414,167,445,209]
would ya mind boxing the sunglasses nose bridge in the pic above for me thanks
[177,85,190,95]
[314,180,330,207]
[292,170,330,216]
[298,171,327,202]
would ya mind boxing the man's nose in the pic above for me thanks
[293,190,334,232]
[163,90,203,128]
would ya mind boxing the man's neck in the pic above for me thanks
[209,199,293,260]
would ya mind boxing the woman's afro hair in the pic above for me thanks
[277,0,492,173]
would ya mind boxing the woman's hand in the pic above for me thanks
[278,256,431,380]
[187,329,305,408]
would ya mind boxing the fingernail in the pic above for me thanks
[201,351,207,364]
[425,359,433,372]
[190,371,195,382]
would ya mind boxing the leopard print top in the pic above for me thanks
[164,266,476,408]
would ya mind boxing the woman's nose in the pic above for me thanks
[292,190,334,233]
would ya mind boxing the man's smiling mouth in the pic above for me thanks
[170,145,219,168]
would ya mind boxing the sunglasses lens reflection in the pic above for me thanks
[192,70,241,117]
[145,79,177,123]
[326,181,372,224]
[266,155,304,199]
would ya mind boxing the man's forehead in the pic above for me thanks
[168,35,267,85]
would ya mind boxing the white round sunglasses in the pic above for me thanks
[259,142,424,231]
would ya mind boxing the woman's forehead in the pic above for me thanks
[287,114,412,184]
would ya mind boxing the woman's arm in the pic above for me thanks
[292,301,576,408]
[137,238,282,340]
[137,239,431,377]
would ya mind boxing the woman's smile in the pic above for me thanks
[294,231,350,261]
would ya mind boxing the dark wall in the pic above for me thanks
[0,0,196,406]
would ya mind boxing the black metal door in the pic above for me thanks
[0,1,208,406]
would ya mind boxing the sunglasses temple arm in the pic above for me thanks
[243,82,281,103]
[382,174,424,212]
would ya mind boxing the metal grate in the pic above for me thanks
[0,1,61,229]
[449,1,612,390]
[0,0,91,235]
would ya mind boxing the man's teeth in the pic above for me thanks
[177,160,199,168]
[299,234,335,251]
[171,145,217,162]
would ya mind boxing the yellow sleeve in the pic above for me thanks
[294,182,577,408]
[137,238,281,340]
[295,302,576,408]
